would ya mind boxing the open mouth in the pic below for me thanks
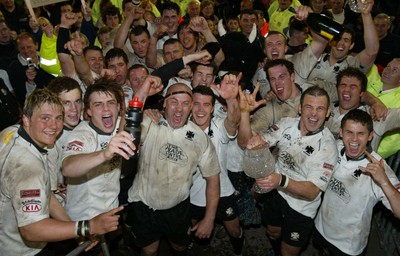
[342,93,350,101]
[103,115,113,128]
[348,142,360,155]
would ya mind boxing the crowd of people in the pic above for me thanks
[0,0,400,255]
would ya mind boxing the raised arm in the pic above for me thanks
[133,75,163,105]
[65,32,95,85]
[114,6,137,54]
[212,73,242,136]
[358,0,379,68]
[237,83,266,148]
[146,23,167,69]
[57,12,77,77]
[189,16,224,67]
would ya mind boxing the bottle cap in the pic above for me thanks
[129,97,143,109]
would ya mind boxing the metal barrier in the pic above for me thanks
[373,150,400,256]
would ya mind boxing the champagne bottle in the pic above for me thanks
[289,7,344,45]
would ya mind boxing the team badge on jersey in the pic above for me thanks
[304,146,314,156]
[66,140,84,151]
[22,199,42,212]
[160,143,188,166]
[352,169,362,180]
[323,163,334,171]
[185,131,194,141]
[20,189,40,198]
[2,130,15,144]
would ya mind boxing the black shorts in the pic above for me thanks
[125,199,192,248]
[262,190,314,248]
[191,194,239,222]
[312,229,366,256]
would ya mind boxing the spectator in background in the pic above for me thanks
[201,0,219,26]
[268,0,296,34]
[310,0,327,14]
[255,10,269,37]
[286,18,309,55]
[0,69,20,130]
[156,1,181,50]
[8,32,54,106]
[102,5,122,30]
[374,13,400,71]
[184,0,201,20]
[36,17,61,77]
[97,26,113,54]
[328,0,345,24]
[367,58,400,159]
[225,15,240,33]
[0,0,28,33]
[0,19,17,70]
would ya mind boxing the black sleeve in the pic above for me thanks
[151,58,185,87]
[56,27,71,54]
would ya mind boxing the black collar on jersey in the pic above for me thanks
[63,121,80,131]
[89,121,112,136]
[297,121,325,136]
[340,145,372,161]
[322,53,346,64]
[18,126,48,154]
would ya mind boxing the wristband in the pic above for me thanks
[77,220,83,237]
[84,220,90,237]
[279,174,289,188]
[74,221,79,237]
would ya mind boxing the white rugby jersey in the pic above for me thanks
[62,121,120,220]
[315,144,400,255]
[262,117,337,218]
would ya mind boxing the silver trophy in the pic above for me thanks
[242,147,275,193]
[346,0,367,13]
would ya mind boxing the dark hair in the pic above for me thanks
[129,25,150,39]
[342,26,356,44]
[239,9,257,19]
[83,45,103,56]
[191,62,217,75]
[341,109,373,133]
[101,5,122,24]
[105,47,128,66]
[160,1,181,16]
[83,77,124,113]
[226,15,239,22]
[300,85,330,107]
[264,59,294,82]
[162,38,183,54]
[192,85,216,106]
[200,0,214,11]
[128,64,149,79]
[336,67,367,92]
[177,19,199,41]
[288,19,308,36]
[122,0,133,10]
[47,77,82,96]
